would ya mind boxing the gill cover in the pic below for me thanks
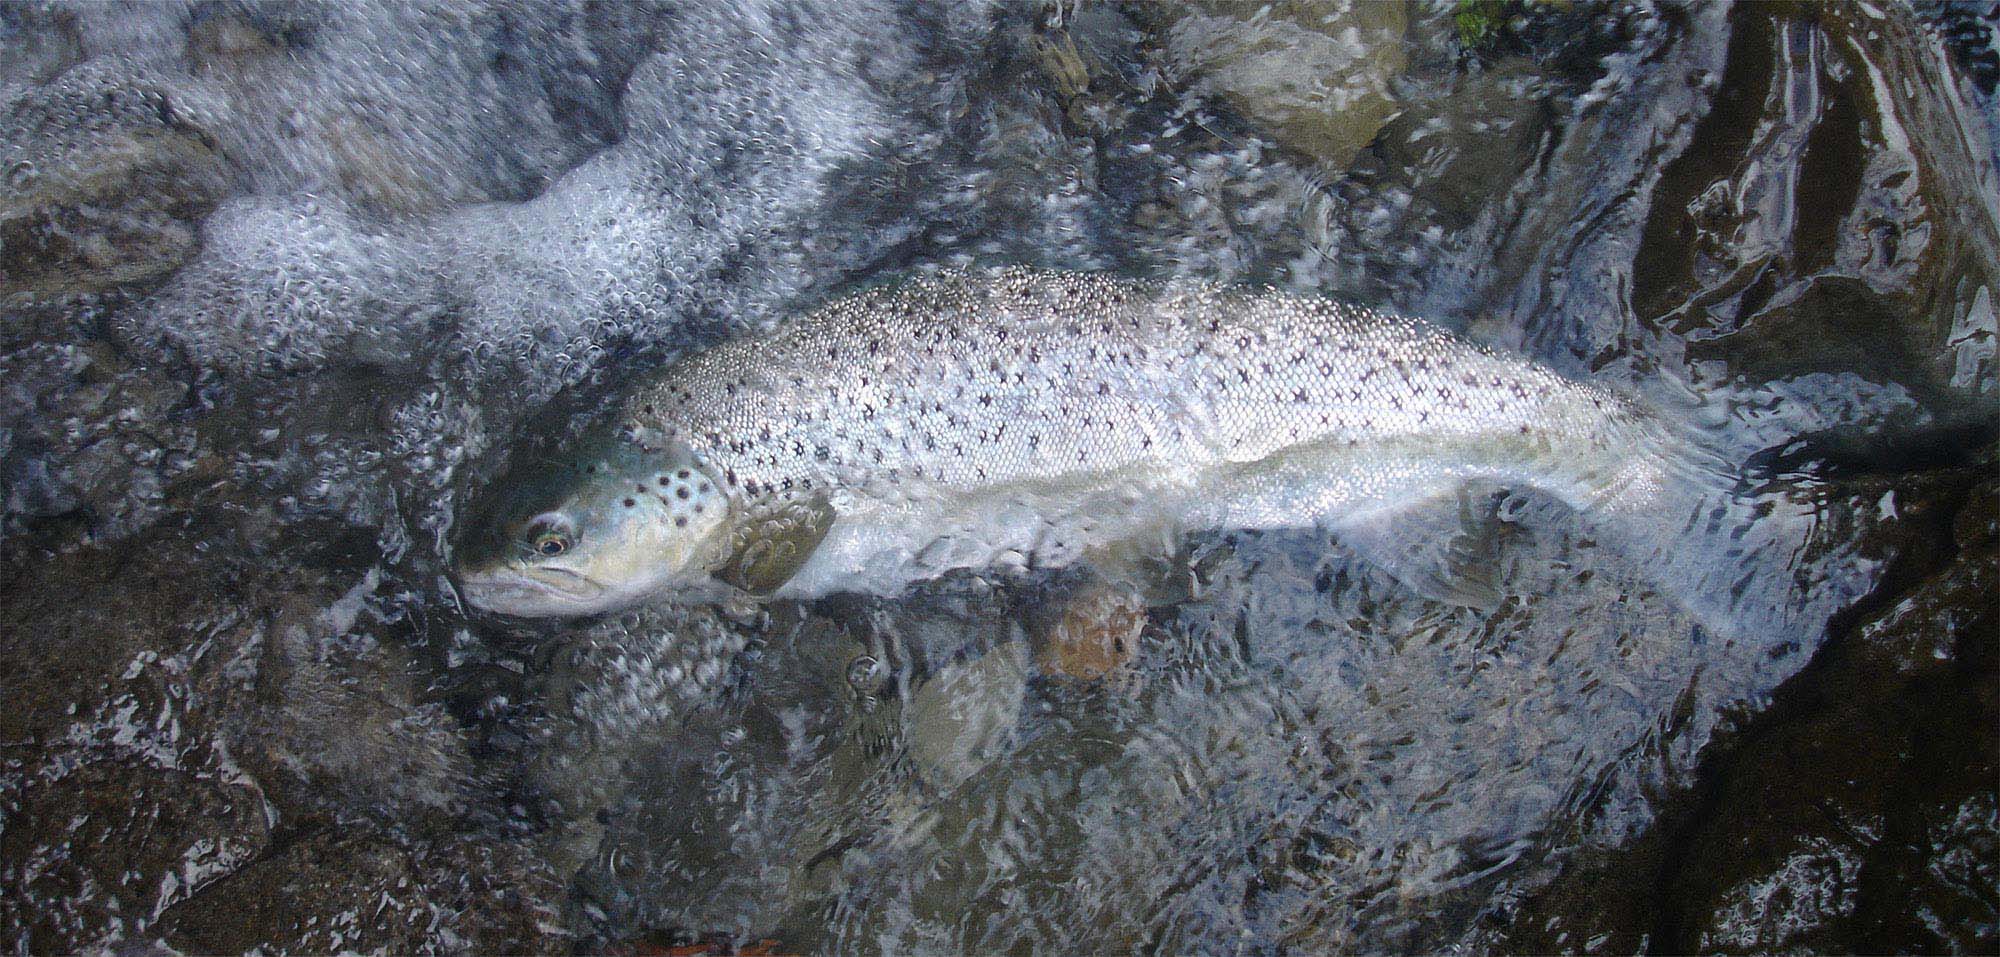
[453,432,733,616]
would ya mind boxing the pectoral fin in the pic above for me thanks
[1331,484,1505,611]
[716,494,837,595]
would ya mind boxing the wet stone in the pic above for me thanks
[0,340,198,550]
[0,76,231,304]
[1630,3,1998,403]
[0,519,568,950]
[156,830,567,956]
[1028,577,1148,683]
[0,761,269,950]
[1135,0,1409,174]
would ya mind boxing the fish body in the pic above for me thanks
[456,268,1703,616]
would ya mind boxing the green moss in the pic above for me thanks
[1453,0,1570,50]
[1453,0,1513,48]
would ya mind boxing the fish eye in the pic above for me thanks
[524,513,574,558]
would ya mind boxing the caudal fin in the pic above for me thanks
[1590,424,1879,660]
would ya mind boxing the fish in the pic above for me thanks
[453,266,1848,642]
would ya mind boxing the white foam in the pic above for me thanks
[24,1,991,383]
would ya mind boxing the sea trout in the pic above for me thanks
[453,267,1834,638]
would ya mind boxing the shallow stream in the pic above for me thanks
[2,2,1996,953]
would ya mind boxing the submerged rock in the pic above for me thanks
[1628,3,2000,404]
[156,830,567,955]
[1028,576,1148,684]
[0,521,564,951]
[0,68,230,304]
[1139,0,1408,173]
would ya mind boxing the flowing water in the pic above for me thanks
[2,2,1996,953]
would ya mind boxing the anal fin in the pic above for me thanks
[1330,484,1506,611]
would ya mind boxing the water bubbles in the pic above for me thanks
[16,0,926,392]
[845,654,888,696]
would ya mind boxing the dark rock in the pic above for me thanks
[0,340,196,550]
[156,828,568,955]
[0,760,270,949]
[1631,3,1999,404]
[0,521,569,951]
[1488,455,2000,954]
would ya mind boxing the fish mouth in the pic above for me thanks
[455,564,610,617]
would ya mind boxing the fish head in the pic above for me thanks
[452,431,732,617]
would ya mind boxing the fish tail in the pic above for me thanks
[1586,421,1875,658]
